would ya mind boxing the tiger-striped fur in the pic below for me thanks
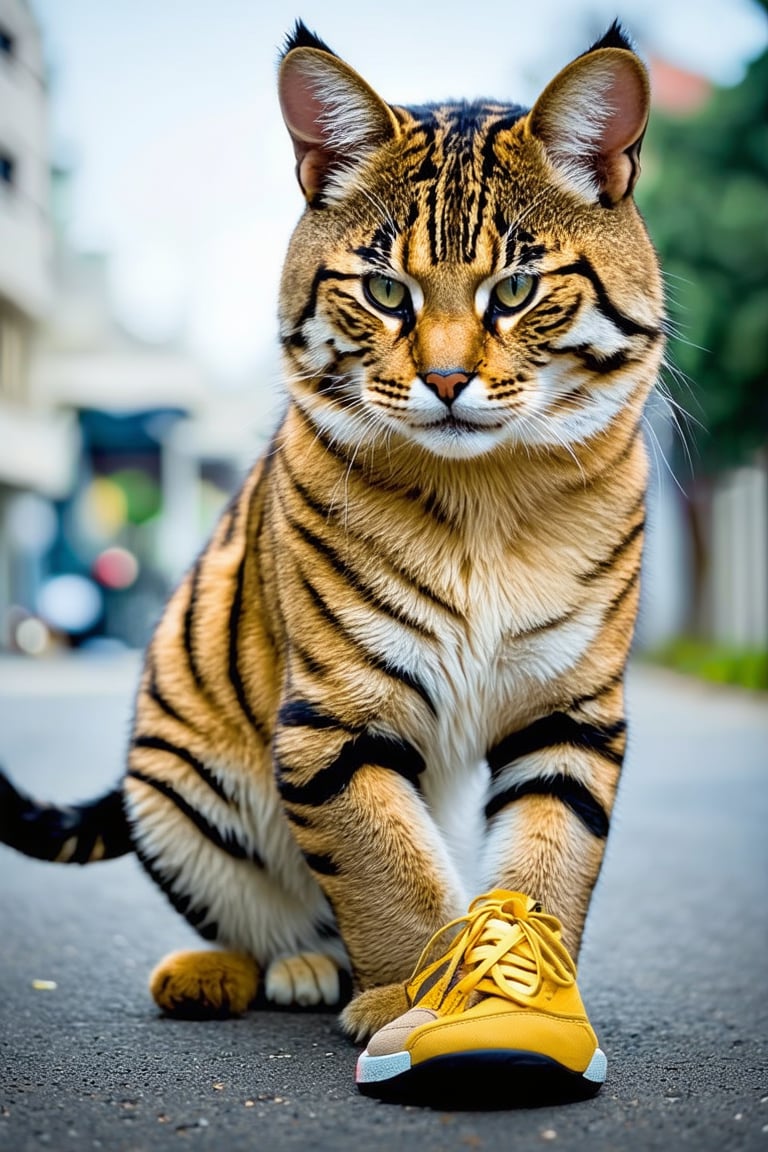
[0,21,664,1037]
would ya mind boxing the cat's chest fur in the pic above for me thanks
[386,528,593,880]
[422,547,571,756]
[407,534,589,893]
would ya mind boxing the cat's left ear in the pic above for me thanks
[279,32,399,203]
[527,31,650,206]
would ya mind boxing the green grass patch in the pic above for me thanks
[648,638,768,691]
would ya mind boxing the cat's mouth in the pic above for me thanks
[414,415,506,434]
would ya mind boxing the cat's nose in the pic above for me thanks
[421,369,473,407]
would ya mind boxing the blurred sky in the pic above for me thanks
[31,0,768,384]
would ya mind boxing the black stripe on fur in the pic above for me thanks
[549,256,659,339]
[127,768,263,865]
[132,735,232,805]
[485,773,610,838]
[298,573,436,715]
[132,839,219,942]
[276,731,425,807]
[488,713,626,776]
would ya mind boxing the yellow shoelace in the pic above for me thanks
[406,890,577,1014]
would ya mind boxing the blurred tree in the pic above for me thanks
[638,15,768,475]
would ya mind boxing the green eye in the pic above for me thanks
[365,274,409,313]
[491,273,537,313]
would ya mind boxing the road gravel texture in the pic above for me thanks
[0,655,766,1151]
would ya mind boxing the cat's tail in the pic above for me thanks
[0,766,133,864]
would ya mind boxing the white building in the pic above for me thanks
[0,0,78,632]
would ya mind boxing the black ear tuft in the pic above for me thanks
[584,19,635,55]
[281,20,337,60]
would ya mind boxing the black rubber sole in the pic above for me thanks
[357,1049,603,1110]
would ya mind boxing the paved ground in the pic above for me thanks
[0,654,766,1151]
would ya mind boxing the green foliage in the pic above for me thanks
[637,37,768,474]
[649,637,768,691]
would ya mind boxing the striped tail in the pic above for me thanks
[0,766,133,864]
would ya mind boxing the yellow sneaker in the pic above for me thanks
[356,890,606,1106]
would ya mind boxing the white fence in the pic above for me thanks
[640,449,768,651]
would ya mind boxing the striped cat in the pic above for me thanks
[0,21,663,1040]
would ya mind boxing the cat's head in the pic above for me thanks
[277,22,664,462]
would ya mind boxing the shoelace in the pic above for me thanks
[406,890,577,1014]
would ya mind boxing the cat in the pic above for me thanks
[0,19,663,1045]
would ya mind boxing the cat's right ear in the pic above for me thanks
[279,36,399,204]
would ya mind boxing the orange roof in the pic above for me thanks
[649,56,712,115]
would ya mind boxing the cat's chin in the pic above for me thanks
[399,421,511,461]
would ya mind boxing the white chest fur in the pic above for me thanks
[409,546,600,896]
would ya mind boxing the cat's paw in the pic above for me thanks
[149,950,260,1018]
[339,982,410,1042]
[265,952,342,1007]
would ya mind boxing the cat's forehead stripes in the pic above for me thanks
[390,102,528,266]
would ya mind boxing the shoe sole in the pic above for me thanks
[356,1047,607,1108]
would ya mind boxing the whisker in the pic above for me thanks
[505,189,551,241]
[641,409,690,497]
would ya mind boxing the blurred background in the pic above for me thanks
[0,0,766,687]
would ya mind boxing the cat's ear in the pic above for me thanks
[528,25,650,206]
[278,26,399,203]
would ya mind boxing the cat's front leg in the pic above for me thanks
[273,707,465,990]
[482,705,626,957]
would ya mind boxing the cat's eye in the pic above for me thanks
[490,273,538,314]
[364,274,410,314]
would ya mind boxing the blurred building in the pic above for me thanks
[27,219,209,647]
[0,0,78,641]
[29,172,275,640]
[0,3,276,654]
[0,2,271,653]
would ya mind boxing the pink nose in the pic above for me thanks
[422,370,472,405]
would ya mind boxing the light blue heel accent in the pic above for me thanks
[356,1049,412,1083]
[583,1047,608,1083]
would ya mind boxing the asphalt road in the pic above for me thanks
[0,654,766,1152]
